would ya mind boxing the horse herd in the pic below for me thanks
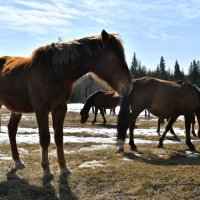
[0,30,199,180]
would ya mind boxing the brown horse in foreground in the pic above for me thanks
[80,90,121,124]
[0,30,132,180]
[117,77,200,153]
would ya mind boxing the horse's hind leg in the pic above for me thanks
[185,115,196,152]
[100,108,106,124]
[157,116,178,148]
[92,107,98,124]
[190,114,196,137]
[156,117,161,136]
[8,113,24,169]
[36,109,53,180]
[169,126,180,141]
[52,104,70,176]
[129,121,137,151]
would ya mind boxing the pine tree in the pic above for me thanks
[130,52,138,78]
[174,60,182,80]
[188,59,200,86]
[159,56,167,80]
[58,36,63,42]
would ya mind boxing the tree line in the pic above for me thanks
[70,52,200,103]
[130,52,200,85]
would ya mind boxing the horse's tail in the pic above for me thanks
[193,85,200,101]
[117,81,135,141]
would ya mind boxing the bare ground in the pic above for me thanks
[0,108,200,200]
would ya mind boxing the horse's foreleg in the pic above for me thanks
[157,116,178,148]
[92,107,98,124]
[52,104,70,176]
[36,109,53,180]
[185,115,196,152]
[100,108,106,124]
[8,113,24,169]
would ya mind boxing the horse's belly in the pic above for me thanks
[0,96,34,113]
[148,105,178,118]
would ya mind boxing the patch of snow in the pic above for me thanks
[186,151,200,158]
[19,148,29,154]
[0,153,12,160]
[80,144,115,151]
[78,160,106,168]
[122,158,132,162]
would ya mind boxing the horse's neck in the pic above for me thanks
[83,97,94,113]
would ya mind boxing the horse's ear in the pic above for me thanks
[101,30,109,46]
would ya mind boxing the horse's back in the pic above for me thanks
[94,90,121,108]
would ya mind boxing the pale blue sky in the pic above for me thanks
[0,0,200,73]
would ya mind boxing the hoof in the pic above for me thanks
[174,135,181,141]
[189,147,197,153]
[60,168,71,183]
[130,146,137,151]
[117,148,124,153]
[191,131,197,137]
[156,142,163,148]
[15,161,25,169]
[60,167,71,176]
[43,173,54,183]
[43,171,54,183]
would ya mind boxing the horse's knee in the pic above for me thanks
[40,134,50,148]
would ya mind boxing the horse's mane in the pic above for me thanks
[30,33,124,69]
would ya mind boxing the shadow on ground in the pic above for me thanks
[0,168,77,200]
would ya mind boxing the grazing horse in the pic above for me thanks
[0,30,132,180]
[117,76,200,152]
[80,90,121,124]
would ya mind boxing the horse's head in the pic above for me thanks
[94,30,132,96]
[80,109,89,124]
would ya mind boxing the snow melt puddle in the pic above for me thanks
[78,160,106,168]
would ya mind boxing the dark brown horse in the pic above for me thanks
[0,30,132,180]
[80,90,121,124]
[117,76,200,152]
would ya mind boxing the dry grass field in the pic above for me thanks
[1,106,200,200]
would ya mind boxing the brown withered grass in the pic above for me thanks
[0,107,200,200]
